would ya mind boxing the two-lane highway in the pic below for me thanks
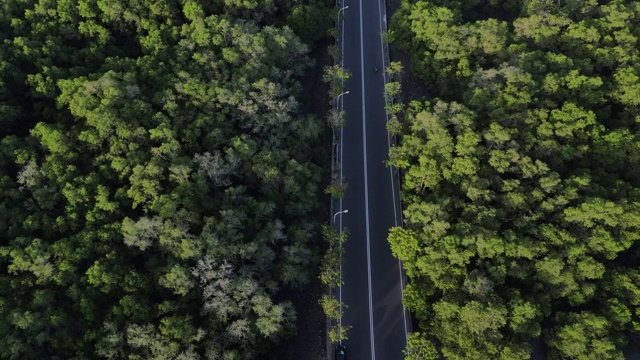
[335,0,410,358]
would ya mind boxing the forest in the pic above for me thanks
[0,0,332,358]
[388,0,640,359]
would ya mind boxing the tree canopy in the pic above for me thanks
[390,1,640,359]
[0,0,331,358]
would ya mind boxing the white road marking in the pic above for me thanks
[358,0,376,358]
[376,0,410,345]
[338,0,347,341]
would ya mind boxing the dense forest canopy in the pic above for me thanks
[389,0,640,359]
[0,0,331,358]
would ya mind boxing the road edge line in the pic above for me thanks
[376,0,411,345]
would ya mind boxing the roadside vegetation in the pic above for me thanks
[320,16,352,345]
[388,1,640,359]
[0,0,333,358]
[319,225,350,343]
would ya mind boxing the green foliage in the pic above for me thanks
[390,0,640,357]
[287,4,333,45]
[319,294,342,320]
[328,324,351,343]
[325,181,347,200]
[328,44,342,63]
[318,225,350,343]
[385,81,402,100]
[547,312,625,360]
[159,265,195,296]
[405,332,439,360]
[0,0,326,357]
[323,64,352,101]
[386,61,404,80]
[319,225,348,287]
[327,108,346,129]
[386,115,403,136]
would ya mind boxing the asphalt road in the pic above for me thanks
[335,0,411,358]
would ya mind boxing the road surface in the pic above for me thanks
[335,0,411,358]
